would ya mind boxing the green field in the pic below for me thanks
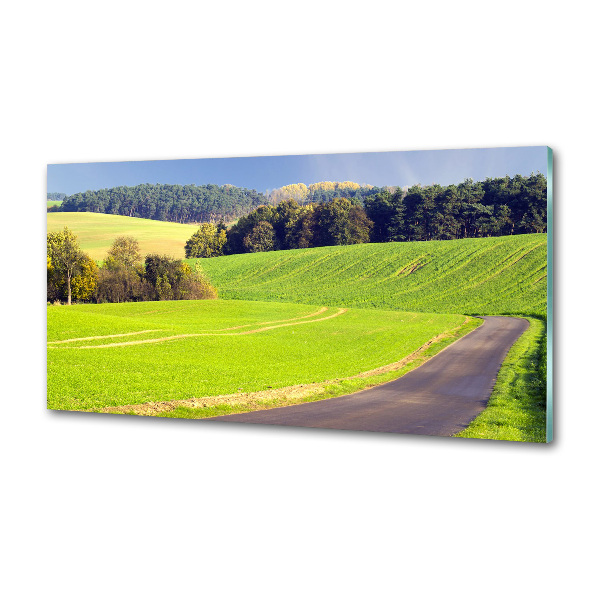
[192,234,547,316]
[47,299,475,414]
[48,232,547,439]
[47,200,62,208]
[47,212,199,260]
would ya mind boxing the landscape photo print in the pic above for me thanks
[47,147,552,442]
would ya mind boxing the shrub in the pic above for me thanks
[144,254,217,301]
[95,263,144,303]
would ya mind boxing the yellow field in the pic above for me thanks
[47,212,199,260]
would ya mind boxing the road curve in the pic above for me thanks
[210,316,529,437]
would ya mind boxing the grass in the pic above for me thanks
[191,233,547,316]
[47,212,199,260]
[152,315,480,419]
[47,232,548,440]
[186,235,548,438]
[47,299,475,414]
[454,316,547,442]
[47,200,62,208]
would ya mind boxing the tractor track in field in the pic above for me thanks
[47,330,160,344]
[101,318,472,417]
[214,306,328,330]
[49,307,348,349]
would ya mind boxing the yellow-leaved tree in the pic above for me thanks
[184,223,227,258]
[71,255,99,301]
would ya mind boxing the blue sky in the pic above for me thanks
[47,146,549,196]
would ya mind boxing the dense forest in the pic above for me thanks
[366,173,547,242]
[56,183,267,223]
[185,173,547,257]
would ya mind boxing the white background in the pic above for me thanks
[2,1,597,599]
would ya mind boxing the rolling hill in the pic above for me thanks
[47,212,199,260]
[192,233,547,316]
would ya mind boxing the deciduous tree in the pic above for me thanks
[185,223,227,258]
[47,227,85,305]
[243,221,276,253]
[71,255,99,301]
[106,236,142,268]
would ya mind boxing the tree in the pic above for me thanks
[432,185,460,239]
[224,205,277,255]
[71,255,99,301]
[292,206,318,249]
[402,185,442,241]
[243,221,276,253]
[143,254,217,300]
[47,255,59,302]
[269,183,309,205]
[364,190,405,242]
[95,236,144,303]
[185,223,227,258]
[317,197,354,246]
[143,254,173,291]
[95,262,144,303]
[347,205,373,244]
[106,236,142,268]
[47,227,85,305]
[175,262,218,300]
[456,179,486,238]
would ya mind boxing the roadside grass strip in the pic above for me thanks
[454,316,546,442]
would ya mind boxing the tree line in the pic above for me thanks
[185,173,547,257]
[47,228,216,304]
[367,173,547,242]
[55,183,267,223]
[49,181,388,222]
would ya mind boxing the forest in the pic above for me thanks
[49,181,388,223]
[185,173,547,257]
[55,183,267,223]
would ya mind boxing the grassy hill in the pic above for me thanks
[47,212,198,260]
[192,233,547,317]
[47,232,548,440]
